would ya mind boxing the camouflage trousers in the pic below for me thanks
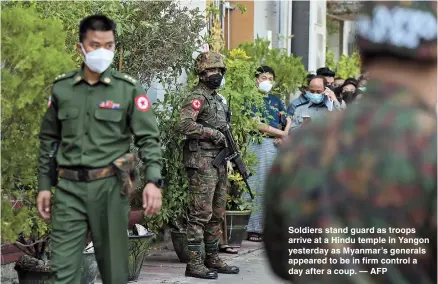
[186,156,227,244]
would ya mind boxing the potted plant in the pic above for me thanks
[126,229,154,282]
[217,48,267,248]
[1,189,99,284]
[14,236,99,284]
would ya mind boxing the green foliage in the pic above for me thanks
[1,183,51,259]
[1,4,67,252]
[15,1,206,86]
[144,85,190,232]
[325,49,336,72]
[1,1,205,243]
[1,199,30,243]
[1,5,75,197]
[238,38,307,104]
[220,49,265,210]
[326,17,340,35]
[236,3,247,14]
[335,52,361,79]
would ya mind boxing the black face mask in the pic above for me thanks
[326,85,335,91]
[203,73,223,89]
[342,91,356,104]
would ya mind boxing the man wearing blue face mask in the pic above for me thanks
[289,75,343,130]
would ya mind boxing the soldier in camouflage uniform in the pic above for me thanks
[264,2,437,284]
[178,51,239,280]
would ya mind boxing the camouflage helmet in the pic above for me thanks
[194,51,226,75]
[356,1,437,62]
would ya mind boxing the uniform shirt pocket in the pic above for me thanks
[94,108,123,122]
[58,107,79,137]
[94,108,124,137]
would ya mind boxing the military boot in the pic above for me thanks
[185,244,218,279]
[204,241,240,274]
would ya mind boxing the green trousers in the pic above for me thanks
[50,176,129,284]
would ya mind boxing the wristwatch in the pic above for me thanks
[146,179,165,189]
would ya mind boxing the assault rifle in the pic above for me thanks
[212,124,254,200]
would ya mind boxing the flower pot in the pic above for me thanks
[225,210,252,248]
[128,210,144,229]
[170,230,205,263]
[15,252,98,284]
[128,232,154,282]
[15,266,51,284]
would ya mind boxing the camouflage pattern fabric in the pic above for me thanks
[356,1,437,61]
[181,54,240,279]
[264,79,437,283]
[186,156,227,244]
[195,51,226,75]
[204,241,239,274]
[112,153,137,196]
[179,84,228,168]
[186,250,215,278]
[178,82,229,245]
[58,167,115,182]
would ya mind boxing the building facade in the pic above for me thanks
[148,0,356,103]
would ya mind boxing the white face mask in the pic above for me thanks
[258,80,273,93]
[80,43,114,74]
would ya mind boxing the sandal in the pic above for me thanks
[219,245,238,254]
[247,233,263,242]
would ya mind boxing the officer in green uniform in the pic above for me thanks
[36,15,164,284]
[178,51,239,280]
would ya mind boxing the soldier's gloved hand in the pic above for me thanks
[212,130,226,146]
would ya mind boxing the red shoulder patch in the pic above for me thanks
[135,95,150,112]
[47,96,52,108]
[191,98,202,110]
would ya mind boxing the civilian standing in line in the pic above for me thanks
[246,66,291,243]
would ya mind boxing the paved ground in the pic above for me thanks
[125,241,287,284]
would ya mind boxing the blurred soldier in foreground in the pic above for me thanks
[178,51,239,280]
[264,2,437,284]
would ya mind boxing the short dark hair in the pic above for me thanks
[309,75,327,86]
[341,78,358,89]
[255,66,275,79]
[316,67,335,77]
[79,15,117,42]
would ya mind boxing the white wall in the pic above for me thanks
[278,0,292,52]
[253,0,271,42]
[307,0,327,73]
[327,31,341,61]
[342,20,354,55]
[253,0,293,51]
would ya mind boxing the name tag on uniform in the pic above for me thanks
[99,100,120,109]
